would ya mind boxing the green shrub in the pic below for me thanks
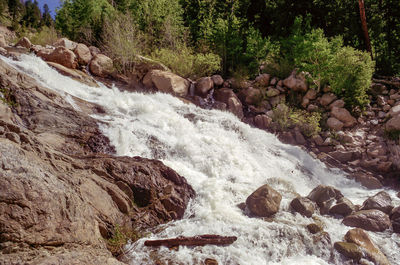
[29,26,58,46]
[272,104,321,137]
[329,46,375,110]
[105,224,143,257]
[151,44,221,79]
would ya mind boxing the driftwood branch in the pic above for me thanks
[373,78,400,88]
[144,234,237,248]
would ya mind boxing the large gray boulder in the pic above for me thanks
[89,54,114,78]
[143,69,189,97]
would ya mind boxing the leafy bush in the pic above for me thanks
[105,224,143,257]
[29,26,58,46]
[329,46,375,109]
[151,44,221,79]
[101,13,146,74]
[272,104,321,137]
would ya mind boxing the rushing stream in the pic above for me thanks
[2,54,400,265]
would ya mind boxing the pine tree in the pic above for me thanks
[41,4,53,27]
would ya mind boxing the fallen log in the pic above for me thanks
[144,234,237,248]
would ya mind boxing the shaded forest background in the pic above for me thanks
[1,0,399,79]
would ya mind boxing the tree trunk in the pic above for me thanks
[358,0,373,59]
[144,235,238,247]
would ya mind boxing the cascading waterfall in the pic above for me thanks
[2,54,399,265]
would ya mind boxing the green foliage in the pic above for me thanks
[329,46,375,109]
[151,44,221,79]
[0,87,17,107]
[105,224,143,257]
[272,104,321,137]
[101,13,145,74]
[28,26,58,46]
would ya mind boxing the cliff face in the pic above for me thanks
[0,58,195,264]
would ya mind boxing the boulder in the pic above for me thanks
[74,43,92,65]
[334,242,362,261]
[342,210,391,232]
[320,93,337,106]
[353,173,383,189]
[283,72,307,92]
[329,197,355,217]
[195,77,214,97]
[326,117,344,131]
[329,150,353,163]
[385,115,400,132]
[0,34,6,47]
[290,197,316,217]
[304,89,317,100]
[331,107,357,127]
[245,184,282,217]
[329,99,345,110]
[388,104,400,117]
[211,75,224,86]
[238,87,262,105]
[89,54,114,78]
[307,185,343,207]
[361,191,393,214]
[45,47,77,69]
[15,37,31,49]
[390,206,400,233]
[307,223,323,234]
[47,62,98,87]
[370,83,386,96]
[255,73,270,86]
[53,37,78,50]
[266,88,280,97]
[344,228,390,265]
[89,46,100,56]
[214,88,244,119]
[254,114,272,129]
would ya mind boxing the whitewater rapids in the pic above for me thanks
[2,54,400,265]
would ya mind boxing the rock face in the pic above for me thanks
[361,191,393,214]
[334,242,362,261]
[290,197,316,217]
[74,43,92,65]
[283,72,307,92]
[0,34,6,47]
[214,88,244,119]
[246,184,282,217]
[344,228,390,265]
[195,77,214,97]
[0,58,195,264]
[90,54,114,78]
[391,206,400,233]
[143,69,189,97]
[45,46,78,69]
[342,210,391,232]
[47,62,98,87]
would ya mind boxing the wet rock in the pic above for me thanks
[307,185,343,208]
[360,191,393,214]
[391,206,400,233]
[74,43,92,65]
[290,197,316,217]
[334,242,362,261]
[294,129,306,145]
[47,62,98,87]
[344,228,390,265]
[45,47,78,69]
[342,210,391,232]
[283,72,307,92]
[352,173,383,189]
[53,37,78,50]
[246,184,282,217]
[89,54,114,78]
[5,132,20,144]
[320,93,337,106]
[15,37,31,49]
[307,223,323,234]
[327,117,344,131]
[205,258,218,265]
[331,107,357,127]
[195,77,214,97]
[214,88,244,119]
[211,75,224,86]
[329,197,355,217]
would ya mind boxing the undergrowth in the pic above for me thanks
[105,224,144,257]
